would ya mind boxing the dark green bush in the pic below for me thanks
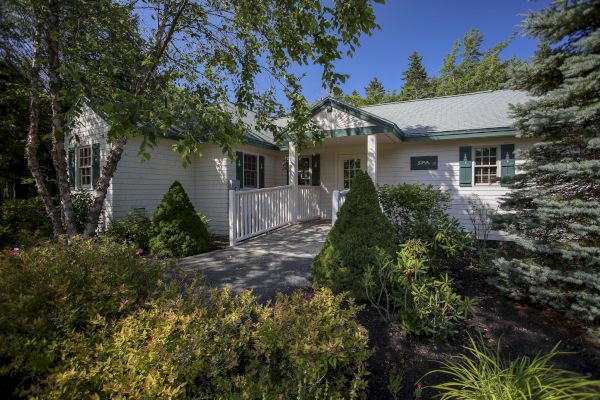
[378,184,472,271]
[378,184,450,242]
[312,170,398,299]
[150,181,211,257]
[0,238,170,377]
[0,197,51,249]
[105,212,152,251]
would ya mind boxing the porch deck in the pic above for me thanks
[179,220,330,300]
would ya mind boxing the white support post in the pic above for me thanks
[367,134,378,184]
[228,189,237,246]
[332,190,339,226]
[289,141,298,224]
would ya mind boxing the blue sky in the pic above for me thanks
[290,0,550,103]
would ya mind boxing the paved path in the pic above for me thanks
[179,221,330,300]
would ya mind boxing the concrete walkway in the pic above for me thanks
[179,221,330,300]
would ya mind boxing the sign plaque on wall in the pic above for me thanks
[410,156,438,170]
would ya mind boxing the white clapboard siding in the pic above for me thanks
[310,137,534,240]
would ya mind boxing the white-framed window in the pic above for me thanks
[474,146,498,185]
[243,153,258,188]
[78,146,92,188]
[298,156,311,186]
[343,158,361,189]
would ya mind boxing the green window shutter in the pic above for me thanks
[500,144,515,186]
[92,143,100,188]
[459,146,472,187]
[236,151,244,188]
[258,155,265,188]
[311,154,320,186]
[68,148,75,187]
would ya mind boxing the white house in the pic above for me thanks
[67,89,533,244]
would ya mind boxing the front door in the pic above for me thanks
[337,154,366,190]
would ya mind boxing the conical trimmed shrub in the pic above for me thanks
[149,181,211,257]
[312,170,398,299]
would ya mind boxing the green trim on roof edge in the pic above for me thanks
[403,128,517,141]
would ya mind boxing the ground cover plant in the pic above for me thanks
[0,239,369,399]
[150,181,211,257]
[312,170,398,299]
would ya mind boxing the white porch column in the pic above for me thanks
[367,134,378,184]
[288,141,298,223]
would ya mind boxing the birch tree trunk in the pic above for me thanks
[25,23,63,240]
[45,0,77,239]
[82,1,189,239]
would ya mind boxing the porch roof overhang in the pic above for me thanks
[311,97,404,141]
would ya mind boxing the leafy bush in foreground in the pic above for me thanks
[428,336,600,399]
[150,181,211,257]
[312,170,398,299]
[29,289,368,399]
[0,240,368,399]
[0,238,169,377]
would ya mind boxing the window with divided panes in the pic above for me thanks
[474,147,497,185]
[343,159,361,189]
[243,153,257,188]
[78,146,92,188]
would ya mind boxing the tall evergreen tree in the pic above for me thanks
[400,51,430,100]
[492,0,600,322]
[364,77,386,104]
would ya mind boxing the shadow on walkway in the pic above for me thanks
[178,220,330,301]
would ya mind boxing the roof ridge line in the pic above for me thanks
[358,89,511,108]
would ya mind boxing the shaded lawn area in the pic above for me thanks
[361,262,600,400]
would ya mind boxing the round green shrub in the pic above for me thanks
[312,170,398,299]
[149,181,211,257]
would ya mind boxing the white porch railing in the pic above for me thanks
[331,189,349,225]
[229,185,321,246]
[298,187,320,222]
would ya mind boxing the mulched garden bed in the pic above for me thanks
[360,262,600,399]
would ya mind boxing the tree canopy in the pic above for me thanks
[2,0,382,239]
[340,29,521,106]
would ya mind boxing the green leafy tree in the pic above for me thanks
[3,0,381,240]
[149,181,211,257]
[400,51,431,100]
[312,170,398,299]
[491,0,600,322]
